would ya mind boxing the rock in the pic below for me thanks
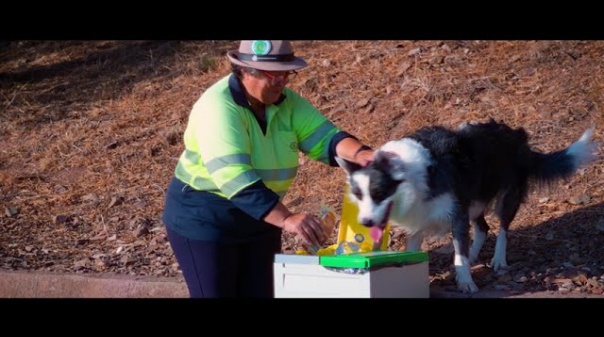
[4,206,18,217]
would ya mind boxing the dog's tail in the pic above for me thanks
[529,128,596,186]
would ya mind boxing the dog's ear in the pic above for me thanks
[335,156,363,176]
[375,151,406,181]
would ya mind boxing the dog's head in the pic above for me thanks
[335,150,407,239]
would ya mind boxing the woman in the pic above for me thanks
[162,40,374,298]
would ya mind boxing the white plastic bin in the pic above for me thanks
[273,252,429,298]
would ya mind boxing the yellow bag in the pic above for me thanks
[296,186,391,256]
[336,185,391,252]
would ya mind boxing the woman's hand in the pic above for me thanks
[335,138,374,167]
[282,213,328,248]
[354,148,374,167]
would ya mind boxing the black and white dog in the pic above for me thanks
[336,119,595,293]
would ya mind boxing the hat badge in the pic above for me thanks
[250,40,272,61]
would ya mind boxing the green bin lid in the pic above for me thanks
[319,251,428,269]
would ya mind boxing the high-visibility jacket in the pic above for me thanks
[174,74,340,201]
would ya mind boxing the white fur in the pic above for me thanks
[454,254,477,293]
[468,201,488,263]
[491,227,508,271]
[567,128,596,166]
[469,223,487,263]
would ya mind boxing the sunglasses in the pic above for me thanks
[257,69,298,81]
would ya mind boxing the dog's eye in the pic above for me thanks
[351,186,363,200]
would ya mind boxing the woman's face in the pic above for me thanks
[242,69,295,105]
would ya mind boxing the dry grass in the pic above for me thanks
[1,40,603,294]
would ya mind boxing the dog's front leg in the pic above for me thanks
[405,232,423,252]
[451,214,479,293]
[490,227,508,272]
[469,215,489,264]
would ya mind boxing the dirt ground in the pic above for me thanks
[1,40,603,297]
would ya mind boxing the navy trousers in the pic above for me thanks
[166,227,281,298]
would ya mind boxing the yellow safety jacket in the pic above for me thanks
[174,74,340,201]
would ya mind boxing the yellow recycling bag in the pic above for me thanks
[336,185,391,252]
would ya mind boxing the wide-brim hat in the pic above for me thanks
[227,40,308,71]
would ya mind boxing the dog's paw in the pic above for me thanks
[457,281,479,294]
[490,256,508,272]
[455,265,479,293]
